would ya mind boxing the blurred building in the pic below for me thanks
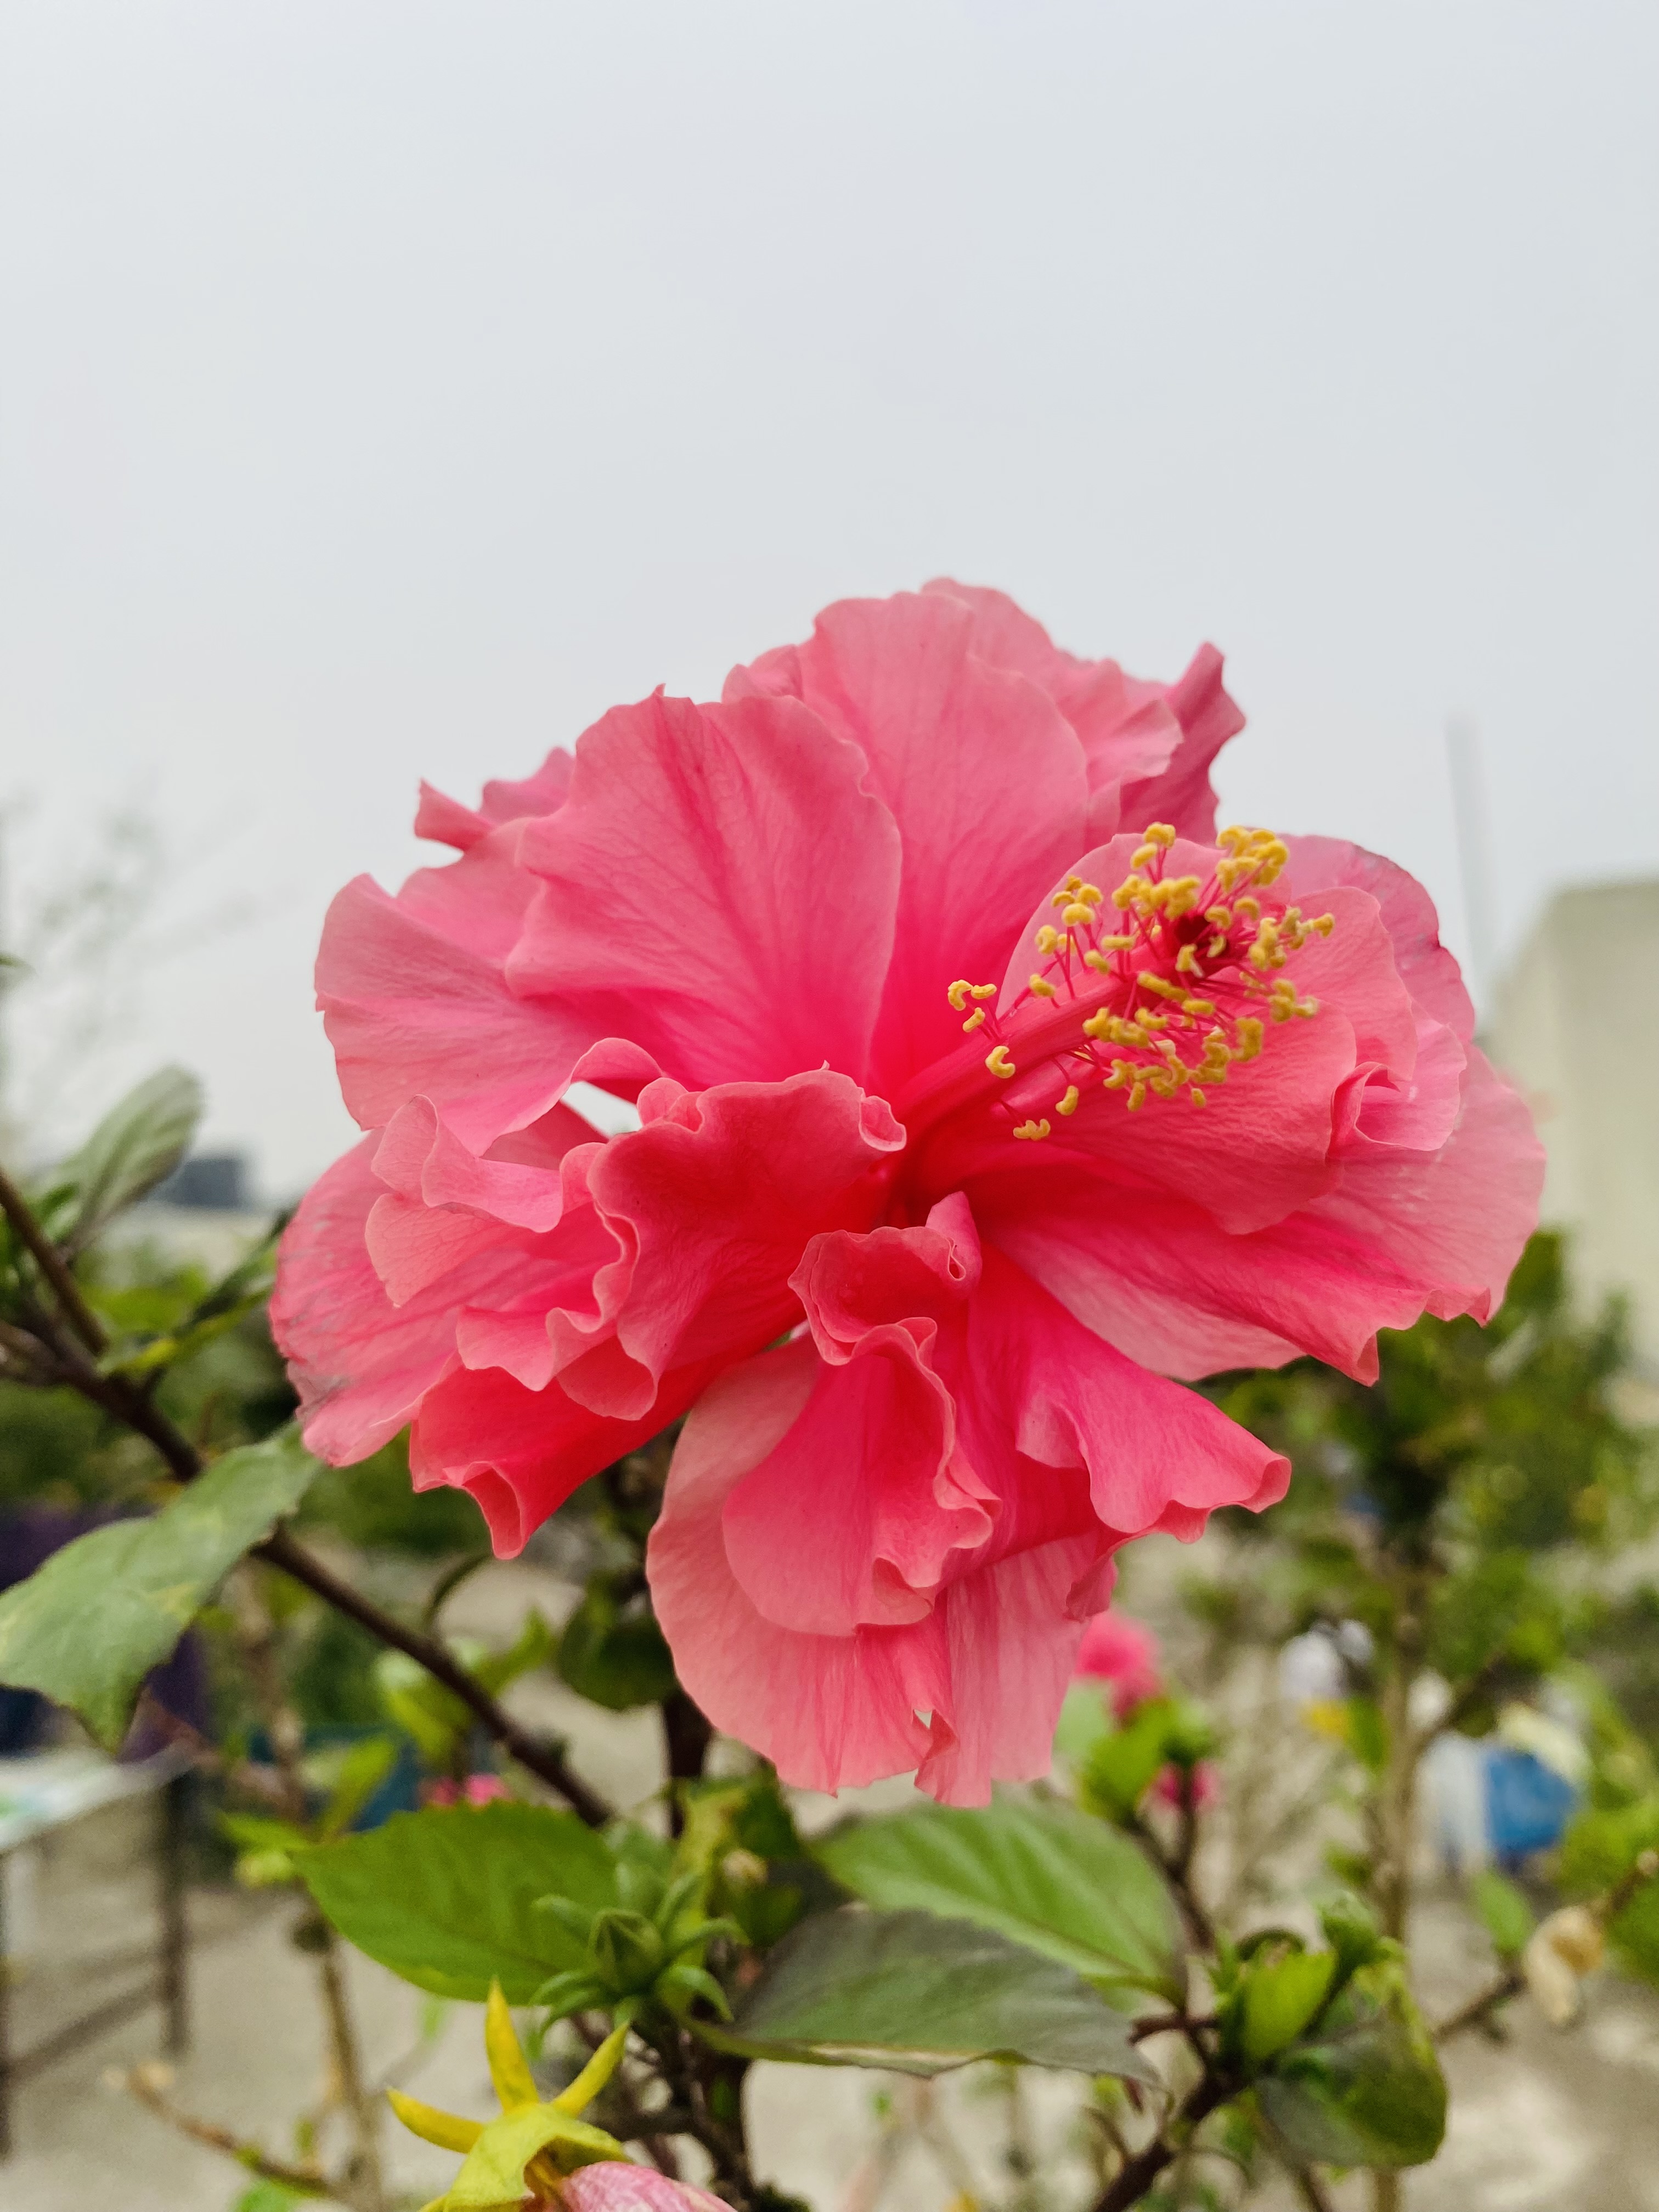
[1489,879,1659,1375]
[121,1149,268,1274]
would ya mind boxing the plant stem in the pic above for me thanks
[1087,2069,1233,2212]
[229,1565,388,2212]
[1432,1967,1523,2043]
[256,1526,612,1826]
[122,2064,331,2194]
[0,1161,109,1355]
[15,1284,616,1822]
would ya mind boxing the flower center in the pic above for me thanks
[902,825,1333,1144]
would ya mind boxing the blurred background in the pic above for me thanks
[2,8,1658,2209]
[2,0,1656,1353]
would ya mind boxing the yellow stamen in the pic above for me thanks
[986,1045,1017,1079]
[1012,1117,1052,1141]
[962,1006,987,1032]
[1028,973,1057,997]
[1056,1085,1080,1115]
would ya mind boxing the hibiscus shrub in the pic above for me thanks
[0,583,1576,2211]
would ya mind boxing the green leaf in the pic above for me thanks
[1238,1949,1338,2064]
[707,1908,1157,2080]
[374,1649,473,1769]
[0,1426,320,1746]
[1470,1870,1536,1962]
[815,1796,1183,2002]
[297,1803,617,2001]
[472,1609,554,1698]
[1079,1699,1180,1819]
[314,1734,401,1843]
[557,1579,677,1711]
[1255,1961,1446,2169]
[57,1066,204,1249]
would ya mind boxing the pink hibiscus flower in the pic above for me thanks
[272,583,1542,1803]
[1074,1611,1163,1720]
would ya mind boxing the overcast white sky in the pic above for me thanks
[2,2,1655,1196]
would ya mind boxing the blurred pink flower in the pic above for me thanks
[558,2165,726,2211]
[274,584,1541,1803]
[1074,1611,1163,1719]
[1153,1760,1221,1813]
[424,1774,511,1808]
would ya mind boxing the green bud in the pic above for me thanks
[588,1908,666,1995]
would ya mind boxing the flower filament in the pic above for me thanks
[943,825,1333,1141]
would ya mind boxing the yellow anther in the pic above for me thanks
[1127,1080,1148,1111]
[986,1045,1017,1079]
[1056,1085,1080,1116]
[1181,996,1216,1017]
[969,983,998,999]
[1035,923,1059,955]
[1136,973,1186,1000]
[1012,1117,1052,1141]
[1028,973,1057,998]
[1099,933,1134,950]
[1218,825,1252,851]
[947,979,972,1011]
[1138,1008,1169,1030]
[1205,905,1232,927]
[1312,912,1335,936]
[1064,874,1084,891]
[1175,944,1200,973]
[1235,1017,1264,1059]
[1189,1087,1206,1107]
[1077,883,1103,904]
[1142,822,1177,848]
[1233,895,1260,921]
[1060,902,1094,926]
[1132,843,1158,868]
[962,1006,987,1032]
[1082,949,1111,971]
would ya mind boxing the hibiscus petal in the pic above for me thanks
[727,591,1088,1091]
[509,689,900,1090]
[548,1071,906,1419]
[413,749,573,852]
[410,1358,723,1558]
[270,1137,461,1464]
[648,1342,945,1792]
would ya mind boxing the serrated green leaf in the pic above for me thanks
[816,1796,1182,2001]
[0,1426,320,1746]
[58,1066,204,1248]
[298,1803,617,2001]
[1255,1961,1446,2169]
[707,1908,1156,2080]
[1470,1870,1535,1961]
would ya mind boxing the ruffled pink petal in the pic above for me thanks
[1117,643,1243,843]
[547,1070,905,1419]
[413,748,573,852]
[648,1342,944,1792]
[726,592,1088,1091]
[508,689,900,1090]
[1301,1043,1544,1327]
[1284,834,1474,1041]
[409,1356,724,1557]
[560,2160,727,2210]
[972,1156,1431,1380]
[270,1137,461,1465]
[317,843,572,1149]
[950,1248,1288,1545]
[920,580,1243,843]
[648,1236,1285,1802]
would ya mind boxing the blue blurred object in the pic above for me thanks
[246,1724,422,1830]
[1486,1747,1578,1864]
[0,1684,48,1755]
